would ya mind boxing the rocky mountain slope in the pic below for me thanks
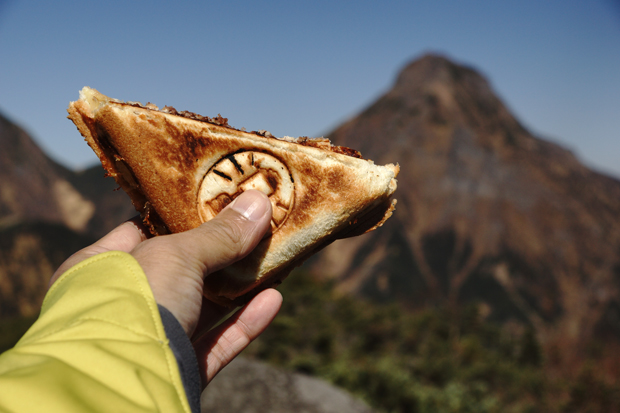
[0,111,135,318]
[0,112,93,232]
[0,111,135,238]
[312,54,620,356]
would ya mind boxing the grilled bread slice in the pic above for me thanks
[68,87,398,306]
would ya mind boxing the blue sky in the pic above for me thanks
[1,0,619,178]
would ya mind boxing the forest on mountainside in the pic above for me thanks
[245,271,620,413]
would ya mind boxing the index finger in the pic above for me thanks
[50,217,149,286]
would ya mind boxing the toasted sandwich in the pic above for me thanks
[68,87,398,306]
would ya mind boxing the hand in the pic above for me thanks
[50,190,282,387]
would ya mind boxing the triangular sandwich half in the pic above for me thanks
[68,87,398,306]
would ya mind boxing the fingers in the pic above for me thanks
[49,217,149,287]
[193,288,282,388]
[191,296,234,341]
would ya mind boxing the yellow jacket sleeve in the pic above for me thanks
[0,251,192,413]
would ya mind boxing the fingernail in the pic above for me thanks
[229,190,270,222]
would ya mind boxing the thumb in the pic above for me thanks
[134,189,273,278]
[130,190,272,333]
[174,189,274,274]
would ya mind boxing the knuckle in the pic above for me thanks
[208,217,247,255]
[134,237,183,268]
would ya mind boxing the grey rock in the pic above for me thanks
[201,357,375,413]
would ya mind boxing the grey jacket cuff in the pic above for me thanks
[158,304,201,413]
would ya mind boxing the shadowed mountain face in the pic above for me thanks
[0,111,135,237]
[66,165,137,239]
[0,112,92,231]
[312,54,620,351]
[0,222,95,318]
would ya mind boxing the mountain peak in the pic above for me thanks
[394,53,490,94]
[320,54,620,354]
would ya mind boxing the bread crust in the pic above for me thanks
[68,87,398,306]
